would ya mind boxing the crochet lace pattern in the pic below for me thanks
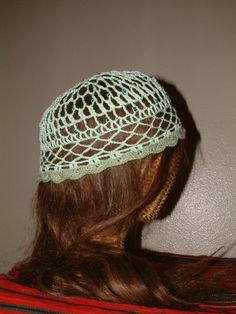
[39,71,185,183]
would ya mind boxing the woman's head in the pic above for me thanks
[17,72,230,308]
[37,70,186,250]
[19,71,220,309]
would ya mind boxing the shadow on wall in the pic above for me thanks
[156,78,201,219]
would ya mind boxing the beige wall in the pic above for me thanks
[1,0,236,273]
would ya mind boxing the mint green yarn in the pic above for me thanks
[39,71,185,183]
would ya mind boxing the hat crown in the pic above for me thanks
[39,71,185,183]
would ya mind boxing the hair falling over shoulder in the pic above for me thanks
[16,140,232,309]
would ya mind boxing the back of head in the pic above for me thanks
[17,71,189,307]
[37,70,185,248]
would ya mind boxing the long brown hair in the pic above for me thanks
[15,140,229,309]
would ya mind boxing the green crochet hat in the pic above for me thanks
[39,71,185,183]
